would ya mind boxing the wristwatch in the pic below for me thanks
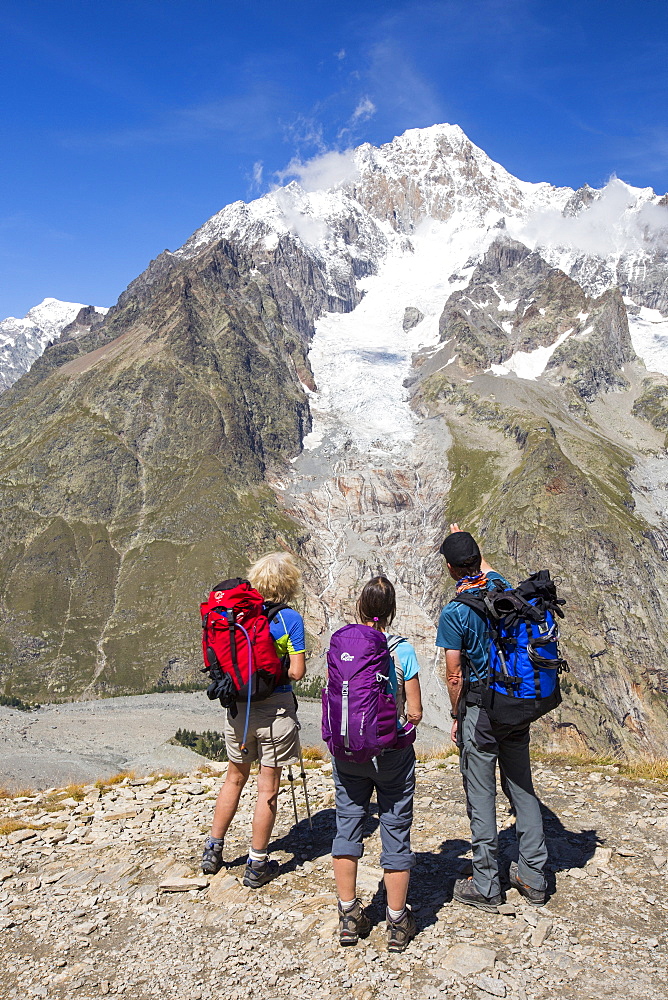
[450,709,458,719]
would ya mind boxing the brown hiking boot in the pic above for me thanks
[338,899,372,946]
[509,861,547,906]
[387,906,416,952]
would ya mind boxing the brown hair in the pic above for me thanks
[356,576,396,629]
[450,555,482,576]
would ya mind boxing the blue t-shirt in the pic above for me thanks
[268,607,306,656]
[268,606,305,693]
[435,572,509,684]
[386,635,420,728]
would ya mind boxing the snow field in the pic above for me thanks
[628,306,668,377]
[302,218,494,453]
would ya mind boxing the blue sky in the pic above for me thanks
[1,0,667,318]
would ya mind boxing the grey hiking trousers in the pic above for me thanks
[460,702,548,897]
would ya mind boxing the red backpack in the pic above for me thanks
[200,579,287,720]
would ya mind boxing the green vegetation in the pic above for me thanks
[632,380,668,444]
[0,693,39,711]
[173,728,228,761]
[293,675,325,700]
[150,680,203,694]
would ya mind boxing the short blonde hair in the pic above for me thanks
[247,552,301,604]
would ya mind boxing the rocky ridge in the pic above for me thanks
[0,755,667,999]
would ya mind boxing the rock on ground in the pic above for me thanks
[0,757,666,999]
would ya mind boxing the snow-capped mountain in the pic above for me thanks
[0,298,108,392]
[170,124,668,453]
[2,123,668,753]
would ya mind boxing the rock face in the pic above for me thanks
[438,236,636,400]
[1,124,668,754]
[403,306,424,332]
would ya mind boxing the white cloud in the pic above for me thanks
[252,161,263,187]
[351,97,376,124]
[272,188,330,245]
[336,48,346,60]
[516,178,668,258]
[276,148,360,192]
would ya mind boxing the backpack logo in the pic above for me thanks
[340,652,354,661]
[213,591,224,601]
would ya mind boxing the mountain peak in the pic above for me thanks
[0,297,107,392]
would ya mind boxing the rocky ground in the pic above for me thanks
[0,753,667,1000]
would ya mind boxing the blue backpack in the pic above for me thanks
[453,570,568,726]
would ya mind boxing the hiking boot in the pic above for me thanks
[242,857,279,888]
[508,861,546,906]
[201,837,224,876]
[387,906,416,953]
[453,877,504,912]
[338,899,372,946]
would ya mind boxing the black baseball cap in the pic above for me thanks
[439,531,481,566]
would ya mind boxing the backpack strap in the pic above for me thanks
[264,601,292,623]
[263,602,293,684]
[385,634,408,685]
[450,595,505,691]
[386,634,408,655]
[451,594,488,623]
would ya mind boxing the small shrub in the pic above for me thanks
[301,746,326,762]
[0,819,38,836]
[150,681,203,694]
[416,746,459,763]
[148,769,186,782]
[0,786,35,800]
[293,676,324,700]
[42,794,66,812]
[172,729,228,762]
[0,694,39,711]
[95,770,135,791]
[62,784,85,802]
[530,748,668,782]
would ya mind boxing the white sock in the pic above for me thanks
[387,905,405,921]
[339,898,357,911]
[248,847,268,863]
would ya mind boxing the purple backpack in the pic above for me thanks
[322,624,415,762]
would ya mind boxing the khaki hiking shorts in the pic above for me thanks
[224,690,301,768]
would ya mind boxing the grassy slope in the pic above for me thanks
[0,242,309,701]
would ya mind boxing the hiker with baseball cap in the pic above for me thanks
[436,525,549,911]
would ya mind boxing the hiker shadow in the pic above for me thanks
[275,800,382,874]
[224,807,340,871]
[495,788,599,900]
[536,798,599,895]
[224,797,384,873]
[365,837,471,932]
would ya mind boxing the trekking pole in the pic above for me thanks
[298,751,313,833]
[287,765,300,829]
